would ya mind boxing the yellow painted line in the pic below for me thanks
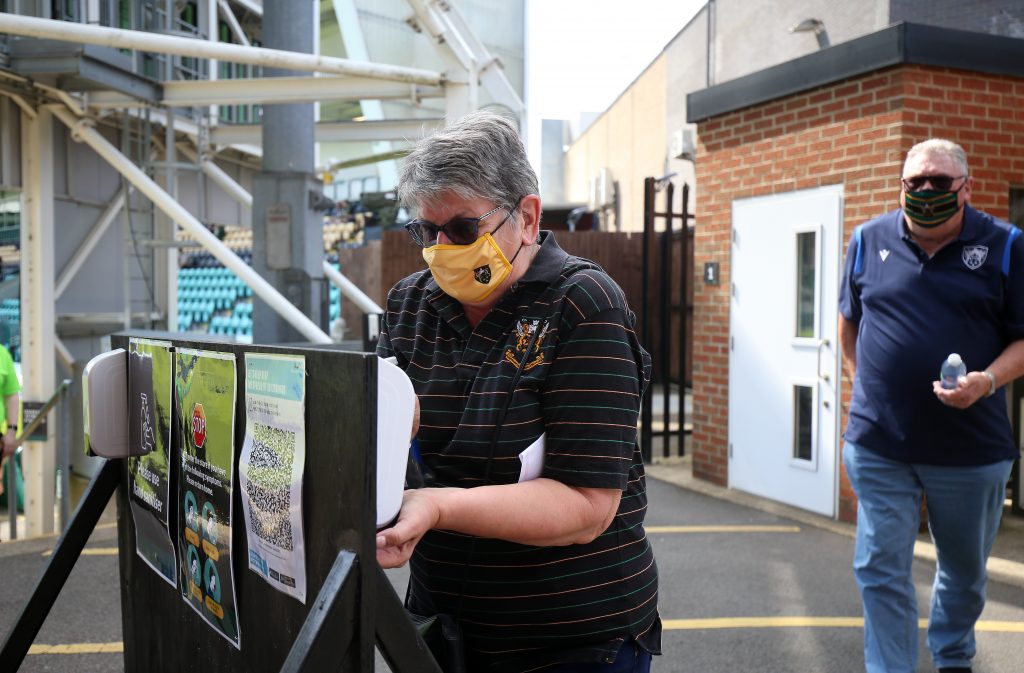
[28,642,123,655]
[41,547,118,557]
[664,617,1024,633]
[647,525,801,534]
[24,619,1024,656]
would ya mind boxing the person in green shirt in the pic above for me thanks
[0,343,21,512]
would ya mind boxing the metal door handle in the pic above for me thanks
[817,338,831,383]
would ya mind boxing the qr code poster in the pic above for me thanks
[175,348,241,649]
[240,353,307,603]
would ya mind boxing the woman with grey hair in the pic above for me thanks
[376,109,661,672]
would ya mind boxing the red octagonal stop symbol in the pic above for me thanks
[192,403,207,448]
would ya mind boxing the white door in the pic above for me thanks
[728,186,843,517]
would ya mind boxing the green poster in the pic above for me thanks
[127,338,176,586]
[175,348,240,649]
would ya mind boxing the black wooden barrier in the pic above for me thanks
[0,332,441,673]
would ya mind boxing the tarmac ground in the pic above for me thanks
[2,458,1024,673]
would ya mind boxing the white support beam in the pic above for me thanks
[55,188,130,298]
[87,76,444,109]
[228,0,262,17]
[405,0,476,72]
[52,107,332,344]
[178,145,253,208]
[0,13,444,86]
[185,147,385,316]
[54,337,75,373]
[210,118,443,145]
[217,0,250,47]
[206,0,220,121]
[405,0,523,117]
[323,261,383,316]
[20,108,57,536]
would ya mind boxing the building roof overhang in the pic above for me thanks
[687,22,1024,123]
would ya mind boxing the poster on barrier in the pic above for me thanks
[239,352,307,603]
[127,338,177,587]
[175,348,240,649]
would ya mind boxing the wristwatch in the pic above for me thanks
[983,370,997,397]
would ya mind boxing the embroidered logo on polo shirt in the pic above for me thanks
[504,319,550,371]
[962,245,988,270]
[879,249,890,262]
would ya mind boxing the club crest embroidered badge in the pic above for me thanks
[962,245,988,270]
[504,319,549,371]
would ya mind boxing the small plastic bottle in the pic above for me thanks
[940,353,966,390]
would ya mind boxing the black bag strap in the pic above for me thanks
[452,322,542,620]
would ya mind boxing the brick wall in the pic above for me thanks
[693,64,1024,521]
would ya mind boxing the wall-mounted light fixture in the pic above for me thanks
[790,18,830,49]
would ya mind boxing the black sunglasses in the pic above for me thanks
[901,174,967,192]
[404,205,512,247]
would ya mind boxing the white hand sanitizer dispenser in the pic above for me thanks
[83,348,132,458]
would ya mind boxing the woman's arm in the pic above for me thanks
[376,480,621,568]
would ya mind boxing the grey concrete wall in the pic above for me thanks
[46,120,253,477]
[890,0,1024,37]
[713,0,889,84]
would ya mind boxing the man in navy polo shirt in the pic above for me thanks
[839,138,1024,673]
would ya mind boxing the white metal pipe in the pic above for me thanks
[55,188,129,298]
[322,261,384,315]
[178,146,253,207]
[0,90,36,119]
[51,107,331,344]
[217,0,250,46]
[54,337,75,372]
[0,13,444,86]
[88,76,444,109]
[179,141,384,317]
[210,117,443,145]
[228,0,262,17]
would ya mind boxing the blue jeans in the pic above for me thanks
[536,639,653,673]
[843,441,1013,673]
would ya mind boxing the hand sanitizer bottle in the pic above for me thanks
[940,353,966,390]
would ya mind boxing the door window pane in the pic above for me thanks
[796,231,817,338]
[793,385,813,462]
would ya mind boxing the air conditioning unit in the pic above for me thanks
[672,128,695,160]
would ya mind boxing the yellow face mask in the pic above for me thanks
[422,233,521,304]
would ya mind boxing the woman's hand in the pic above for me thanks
[375,488,447,568]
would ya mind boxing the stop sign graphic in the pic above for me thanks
[192,403,207,448]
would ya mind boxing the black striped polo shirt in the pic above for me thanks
[377,231,660,673]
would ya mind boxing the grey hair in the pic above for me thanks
[904,138,969,176]
[397,109,538,214]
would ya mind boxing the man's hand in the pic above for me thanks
[376,488,448,568]
[932,371,990,409]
